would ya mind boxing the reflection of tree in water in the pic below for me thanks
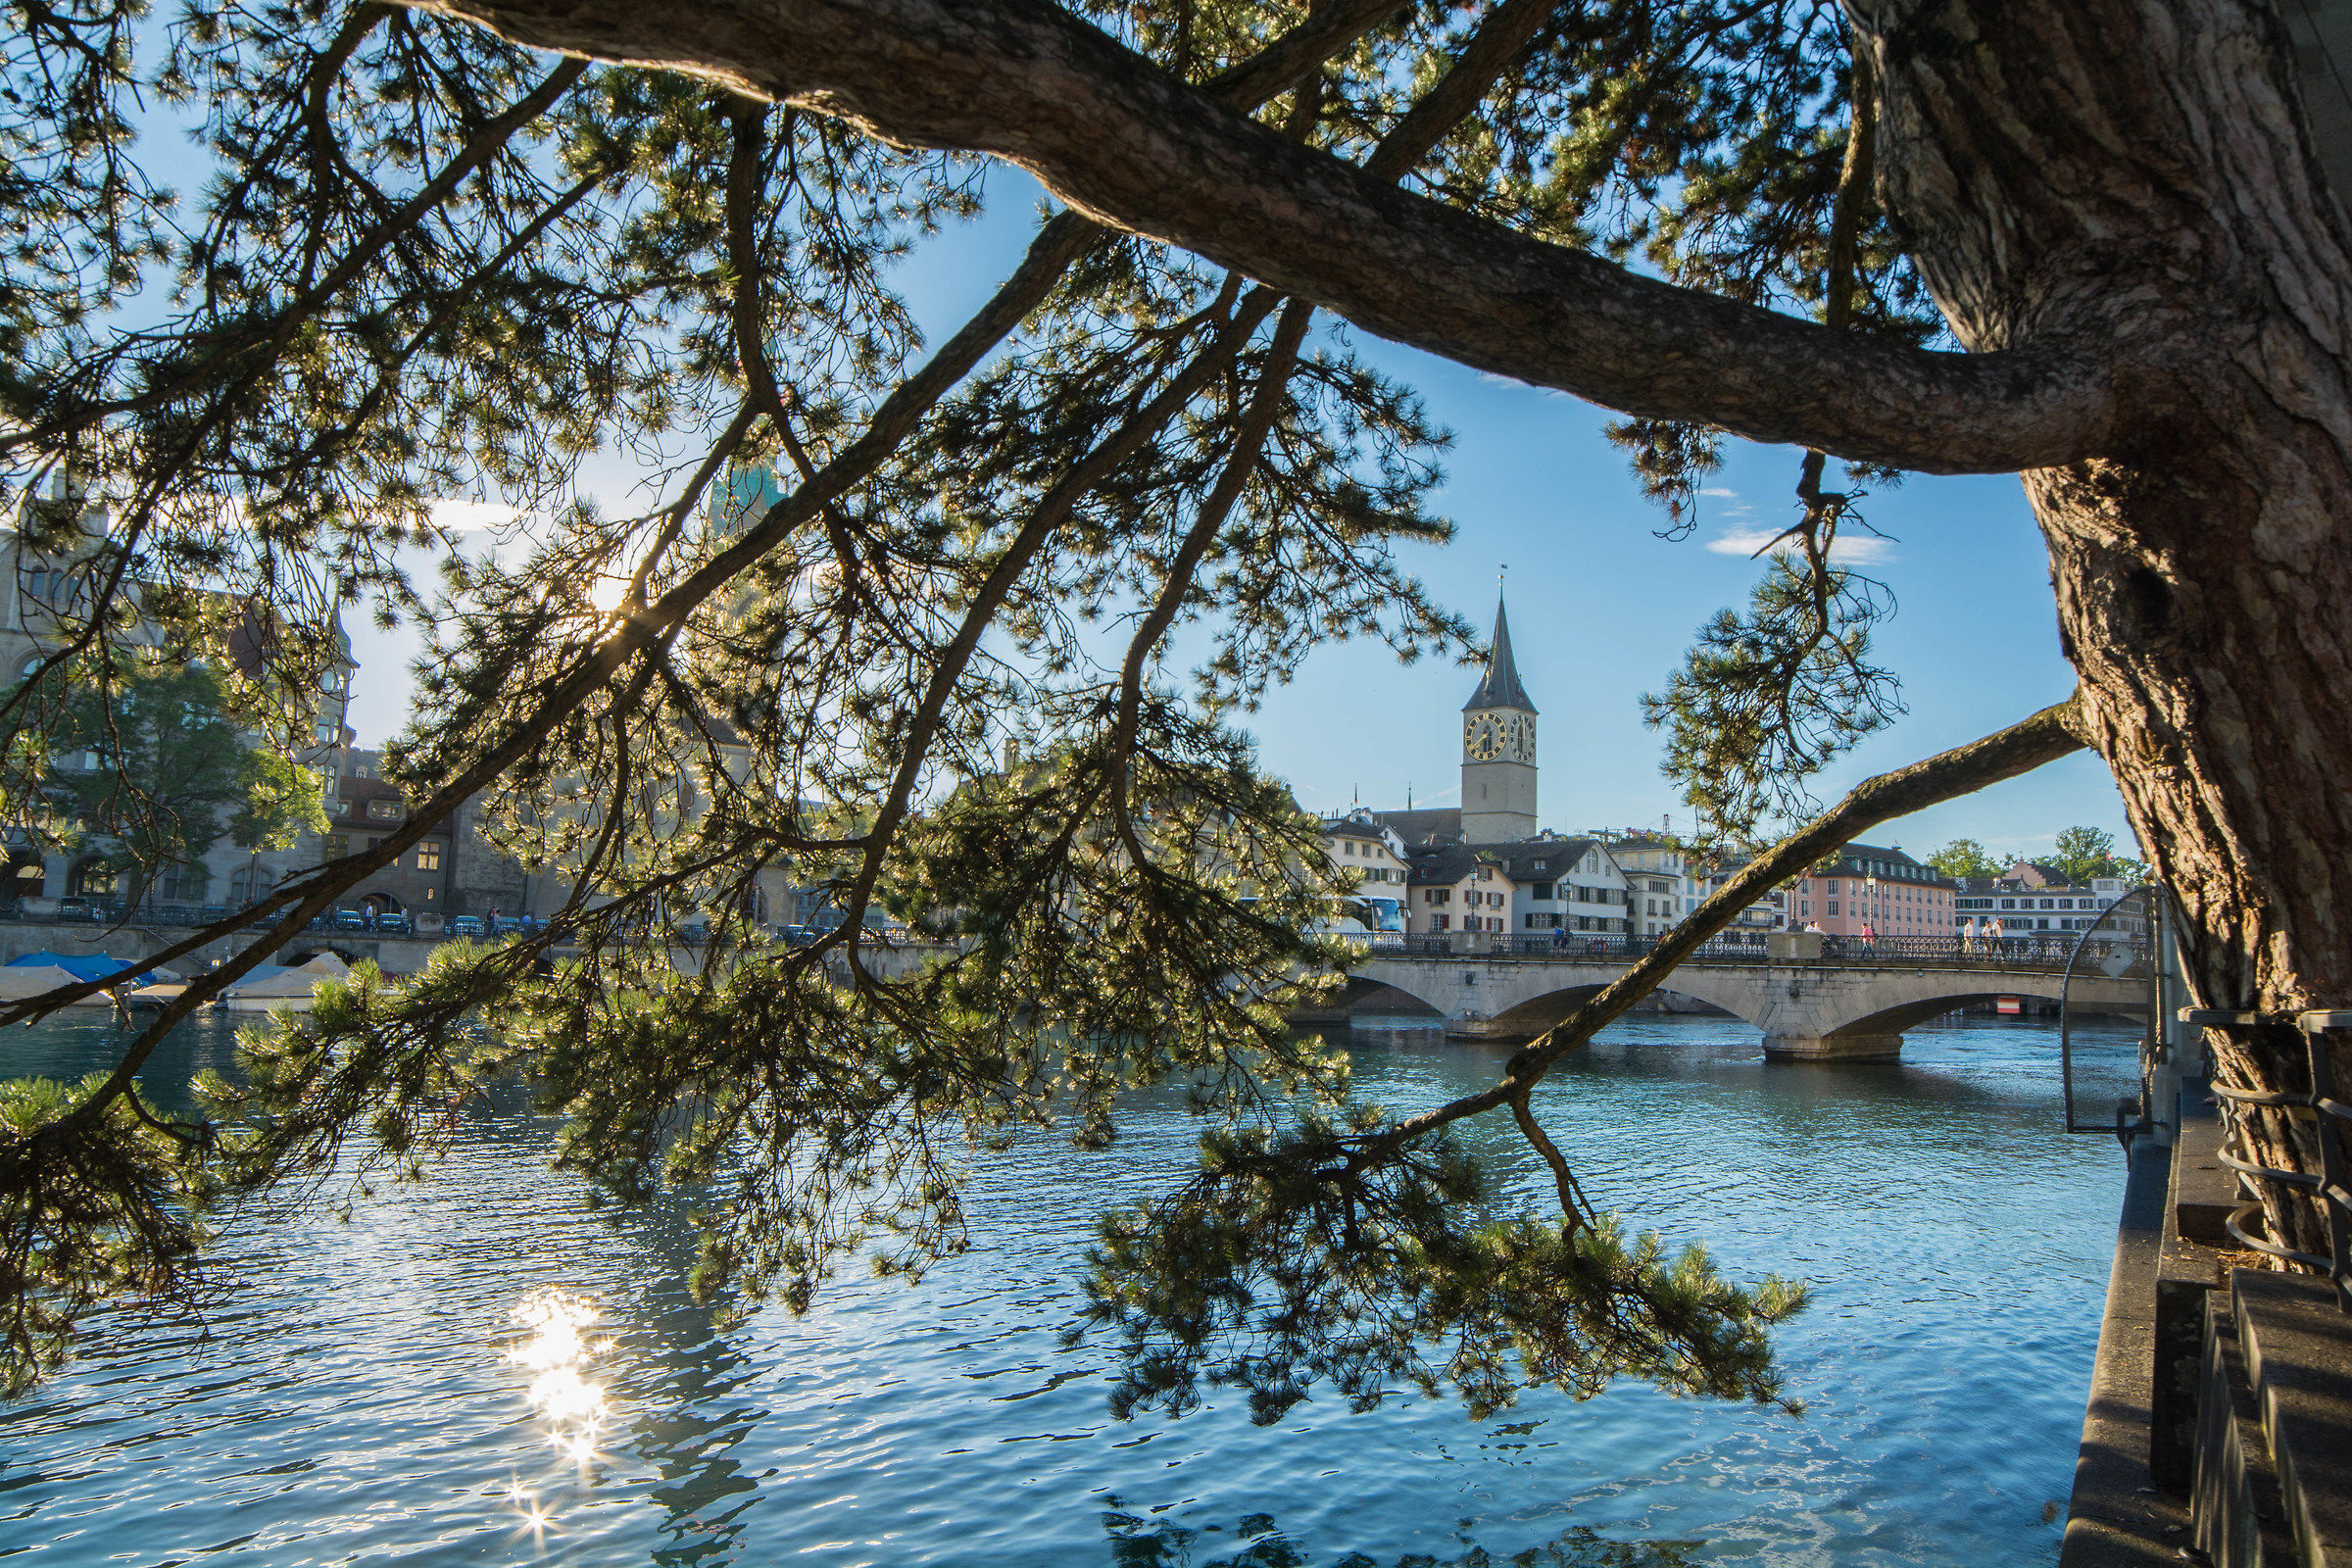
[1100,1508,1699,1568]
[594,1200,771,1566]
[453,1097,768,1565]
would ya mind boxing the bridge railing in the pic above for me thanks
[1364,930,2153,975]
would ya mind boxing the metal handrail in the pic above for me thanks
[2060,890,2155,1136]
[2190,1008,2352,1313]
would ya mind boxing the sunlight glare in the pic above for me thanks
[500,1287,617,1513]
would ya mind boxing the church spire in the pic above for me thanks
[1462,591,1537,713]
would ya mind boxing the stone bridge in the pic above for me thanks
[1325,945,2151,1061]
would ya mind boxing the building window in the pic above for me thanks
[368,799,403,821]
[1433,914,1449,931]
[156,862,204,904]
[1828,900,1839,916]
[416,843,441,872]
[325,835,349,860]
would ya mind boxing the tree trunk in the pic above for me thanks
[1865,0,2352,1257]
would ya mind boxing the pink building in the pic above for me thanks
[1784,842,1956,939]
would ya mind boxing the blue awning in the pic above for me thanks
[8,951,140,983]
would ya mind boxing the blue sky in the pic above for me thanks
[345,168,2132,868]
[1243,335,2130,862]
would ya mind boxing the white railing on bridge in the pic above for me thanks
[1358,931,2152,976]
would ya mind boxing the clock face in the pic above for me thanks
[1507,714,1536,761]
[1464,713,1503,761]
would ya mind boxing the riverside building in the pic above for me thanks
[1784,844,1956,938]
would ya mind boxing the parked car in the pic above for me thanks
[377,910,413,935]
[450,914,483,938]
[331,907,366,931]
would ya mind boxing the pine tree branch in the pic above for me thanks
[3,0,1407,1123]
[1350,693,2093,1169]
[405,0,2129,472]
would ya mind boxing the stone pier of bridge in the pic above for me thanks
[1321,948,2150,1062]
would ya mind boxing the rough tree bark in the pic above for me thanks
[403,0,2352,1255]
[1864,0,2352,1254]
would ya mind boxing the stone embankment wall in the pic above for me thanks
[0,918,443,975]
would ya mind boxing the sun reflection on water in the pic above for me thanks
[501,1288,618,1533]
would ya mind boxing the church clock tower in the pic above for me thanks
[1460,593,1538,843]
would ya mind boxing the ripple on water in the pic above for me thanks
[0,1010,2140,1565]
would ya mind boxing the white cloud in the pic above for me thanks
[1698,486,1739,498]
[1703,527,1895,565]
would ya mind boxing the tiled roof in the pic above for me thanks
[1369,807,1463,847]
[1405,845,1510,887]
[1459,838,1603,880]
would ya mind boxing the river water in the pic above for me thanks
[0,1009,2144,1567]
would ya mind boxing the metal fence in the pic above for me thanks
[1363,930,2152,974]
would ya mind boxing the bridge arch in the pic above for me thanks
[1339,951,2153,1060]
[1487,976,1768,1035]
[1820,978,2147,1044]
[1319,973,1446,1018]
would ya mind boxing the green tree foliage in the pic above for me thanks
[35,657,326,907]
[1927,839,2001,881]
[1641,552,1898,840]
[2046,826,2143,888]
[0,0,2080,1408]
